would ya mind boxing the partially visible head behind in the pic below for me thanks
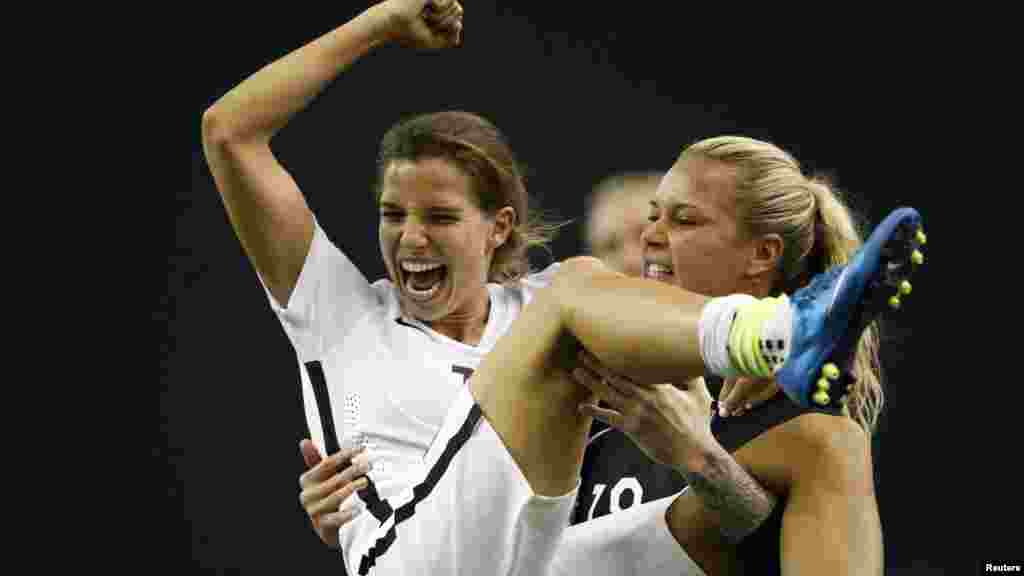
[648,135,880,432]
[375,111,562,321]
[583,172,663,277]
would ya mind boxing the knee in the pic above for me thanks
[554,256,608,286]
[549,256,611,311]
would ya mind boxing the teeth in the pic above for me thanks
[401,260,445,300]
[646,263,673,276]
[401,261,443,273]
[406,279,442,299]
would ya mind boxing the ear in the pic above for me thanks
[490,206,516,249]
[746,232,784,277]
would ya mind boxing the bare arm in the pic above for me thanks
[573,351,777,562]
[200,8,390,304]
[778,414,882,576]
[658,442,779,576]
[200,1,461,305]
[680,442,778,544]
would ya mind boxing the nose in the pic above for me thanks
[400,219,429,249]
[641,218,665,247]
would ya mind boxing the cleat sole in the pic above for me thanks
[801,208,925,410]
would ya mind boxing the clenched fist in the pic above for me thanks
[372,0,464,50]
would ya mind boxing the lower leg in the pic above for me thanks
[554,259,713,386]
[554,257,790,385]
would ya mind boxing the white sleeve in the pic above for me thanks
[259,218,382,362]
[519,261,561,305]
[549,491,707,576]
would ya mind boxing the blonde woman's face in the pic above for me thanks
[641,158,755,297]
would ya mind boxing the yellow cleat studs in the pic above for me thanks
[916,229,927,245]
[900,280,912,295]
[889,295,901,309]
[822,363,840,380]
[911,250,924,265]
[817,378,830,391]
[812,390,830,406]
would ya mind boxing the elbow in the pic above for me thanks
[553,256,608,288]
[201,104,266,160]
[551,256,607,297]
[201,105,232,150]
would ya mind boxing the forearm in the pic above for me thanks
[678,442,777,544]
[203,5,394,143]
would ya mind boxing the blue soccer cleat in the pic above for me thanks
[775,207,926,409]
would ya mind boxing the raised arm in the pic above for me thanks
[200,0,462,305]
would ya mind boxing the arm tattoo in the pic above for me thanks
[682,449,778,544]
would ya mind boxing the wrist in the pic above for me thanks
[676,433,726,477]
[360,3,403,46]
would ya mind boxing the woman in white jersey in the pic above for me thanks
[202,1,926,574]
[202,2,745,572]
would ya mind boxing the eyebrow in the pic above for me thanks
[649,200,699,212]
[379,202,464,213]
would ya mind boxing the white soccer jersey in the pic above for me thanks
[265,220,556,501]
[262,220,704,576]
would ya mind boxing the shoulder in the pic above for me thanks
[370,277,399,303]
[772,413,874,495]
[494,262,562,305]
[523,261,561,288]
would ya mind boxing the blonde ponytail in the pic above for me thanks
[683,135,884,433]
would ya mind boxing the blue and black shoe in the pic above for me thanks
[776,207,926,409]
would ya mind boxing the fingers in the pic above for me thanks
[308,474,370,518]
[738,383,780,416]
[435,3,463,30]
[320,503,364,536]
[423,0,463,44]
[718,377,779,417]
[573,365,630,409]
[685,376,712,402]
[424,0,461,22]
[578,350,637,398]
[718,377,744,417]
[717,378,735,413]
[299,439,322,469]
[302,451,371,514]
[299,444,365,489]
[578,403,625,429]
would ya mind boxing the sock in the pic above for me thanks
[698,294,755,379]
[698,294,793,379]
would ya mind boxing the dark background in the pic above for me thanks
[175,4,989,574]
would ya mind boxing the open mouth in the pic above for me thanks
[644,262,674,283]
[401,260,448,301]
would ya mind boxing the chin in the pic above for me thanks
[403,300,444,323]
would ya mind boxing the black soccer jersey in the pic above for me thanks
[572,376,840,575]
